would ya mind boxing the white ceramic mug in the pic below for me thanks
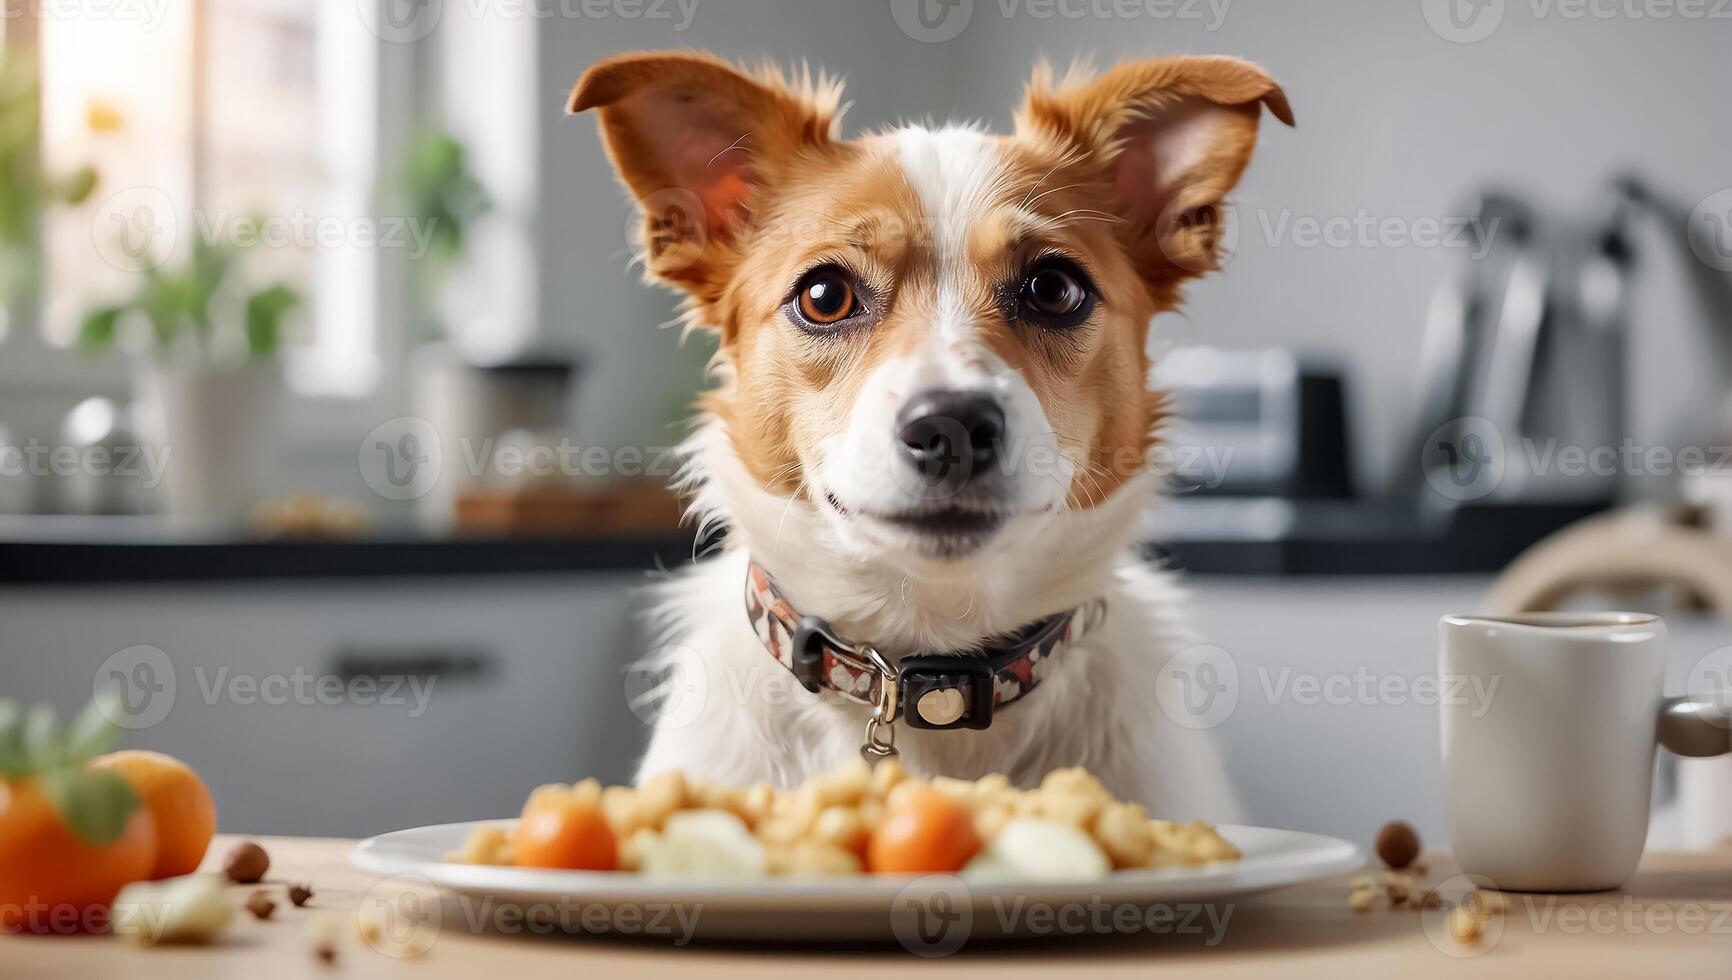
[1439,612,1731,892]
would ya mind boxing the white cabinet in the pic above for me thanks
[0,574,653,837]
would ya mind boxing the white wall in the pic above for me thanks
[531,0,1732,488]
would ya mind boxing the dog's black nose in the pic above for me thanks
[896,389,1006,489]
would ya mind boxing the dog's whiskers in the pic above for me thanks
[1047,208,1125,228]
[773,477,812,548]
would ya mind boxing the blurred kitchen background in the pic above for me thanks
[2,1,1731,849]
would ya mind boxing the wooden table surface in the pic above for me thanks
[5,835,1730,978]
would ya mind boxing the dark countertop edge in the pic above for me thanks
[0,501,1607,583]
[0,532,705,585]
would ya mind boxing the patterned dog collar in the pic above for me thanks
[744,559,1105,735]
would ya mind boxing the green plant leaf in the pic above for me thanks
[0,700,27,777]
[60,165,98,205]
[21,703,59,770]
[399,127,490,279]
[39,767,141,847]
[244,284,299,358]
[79,306,123,353]
[63,693,120,762]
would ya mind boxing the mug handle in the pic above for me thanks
[1658,695,1732,757]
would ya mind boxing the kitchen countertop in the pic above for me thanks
[5,836,1728,978]
[0,516,700,583]
[0,498,1608,583]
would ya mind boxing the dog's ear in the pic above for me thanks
[1015,57,1292,282]
[569,52,843,301]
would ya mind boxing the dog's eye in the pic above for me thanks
[1019,260,1093,326]
[791,267,860,328]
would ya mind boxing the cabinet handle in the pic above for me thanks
[329,647,495,684]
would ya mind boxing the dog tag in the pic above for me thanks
[916,688,967,726]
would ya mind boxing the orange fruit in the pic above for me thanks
[0,777,157,933]
[91,750,217,879]
[513,791,617,871]
[867,788,981,874]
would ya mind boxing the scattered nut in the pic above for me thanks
[223,841,271,884]
[308,912,341,965]
[288,883,314,907]
[1447,906,1486,945]
[1349,874,1377,891]
[1375,821,1421,869]
[355,907,385,947]
[1384,872,1411,906]
[1348,888,1375,913]
[245,890,276,920]
[111,874,234,945]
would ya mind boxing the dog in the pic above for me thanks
[570,52,1290,821]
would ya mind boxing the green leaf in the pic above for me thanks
[244,284,299,357]
[79,307,122,353]
[0,700,26,778]
[39,768,141,847]
[63,693,120,762]
[60,165,98,205]
[21,703,59,770]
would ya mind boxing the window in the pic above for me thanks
[33,0,384,396]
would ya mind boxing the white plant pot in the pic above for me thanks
[407,343,472,532]
[134,361,282,525]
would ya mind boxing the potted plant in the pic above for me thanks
[399,126,491,333]
[77,236,300,523]
[0,52,98,330]
[396,128,498,527]
[1,51,100,514]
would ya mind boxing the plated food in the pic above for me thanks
[446,760,1240,879]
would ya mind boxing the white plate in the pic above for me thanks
[351,821,1362,943]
